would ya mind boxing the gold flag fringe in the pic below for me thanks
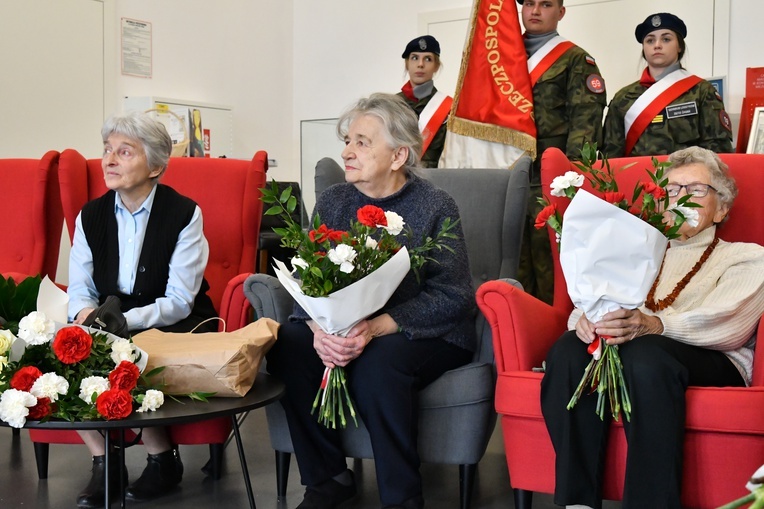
[448,0,481,118]
[449,117,537,160]
[447,0,537,161]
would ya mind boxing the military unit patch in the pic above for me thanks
[586,74,605,94]
[720,110,732,132]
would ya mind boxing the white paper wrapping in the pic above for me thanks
[560,190,668,323]
[9,278,148,372]
[37,276,68,324]
[273,246,411,336]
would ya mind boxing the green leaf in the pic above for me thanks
[286,195,298,214]
[279,186,293,203]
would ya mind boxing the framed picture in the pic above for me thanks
[747,107,764,154]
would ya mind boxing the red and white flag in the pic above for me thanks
[440,0,536,168]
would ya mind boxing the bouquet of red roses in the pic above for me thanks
[535,143,701,421]
[261,181,457,428]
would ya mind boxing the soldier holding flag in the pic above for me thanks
[517,0,607,305]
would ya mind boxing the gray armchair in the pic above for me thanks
[244,156,530,509]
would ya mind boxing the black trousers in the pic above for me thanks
[266,321,471,507]
[540,331,745,509]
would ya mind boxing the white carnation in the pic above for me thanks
[382,211,405,235]
[137,390,164,412]
[79,376,110,404]
[17,311,55,346]
[550,171,585,197]
[110,338,136,364]
[746,464,764,493]
[0,389,37,428]
[365,237,378,249]
[328,244,357,274]
[0,329,15,354]
[291,256,309,272]
[30,372,69,402]
[667,203,700,228]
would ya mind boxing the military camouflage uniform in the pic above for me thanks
[518,44,607,305]
[397,89,449,168]
[603,77,734,157]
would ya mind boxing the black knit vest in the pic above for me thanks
[80,185,216,329]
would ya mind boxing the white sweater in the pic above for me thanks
[567,226,764,385]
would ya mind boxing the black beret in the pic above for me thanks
[635,13,687,42]
[402,35,441,59]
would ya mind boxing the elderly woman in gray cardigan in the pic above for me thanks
[541,146,764,509]
[266,93,475,509]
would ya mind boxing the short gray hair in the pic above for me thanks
[101,112,173,178]
[336,93,423,175]
[667,146,738,212]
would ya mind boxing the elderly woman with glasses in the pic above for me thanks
[69,112,217,508]
[540,146,764,509]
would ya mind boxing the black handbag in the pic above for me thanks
[82,295,128,338]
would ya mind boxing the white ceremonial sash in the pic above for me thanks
[624,69,694,136]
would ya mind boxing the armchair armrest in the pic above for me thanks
[752,314,764,387]
[218,273,253,332]
[477,280,569,373]
[243,273,293,323]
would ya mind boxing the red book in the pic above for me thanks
[746,67,764,98]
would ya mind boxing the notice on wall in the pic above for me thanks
[121,18,152,78]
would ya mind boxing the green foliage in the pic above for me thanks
[259,179,460,297]
[0,274,42,335]
[537,142,702,244]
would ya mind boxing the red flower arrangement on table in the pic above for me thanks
[0,274,206,428]
[261,181,458,428]
[534,143,701,421]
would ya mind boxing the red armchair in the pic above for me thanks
[29,148,268,479]
[0,151,63,280]
[477,147,764,509]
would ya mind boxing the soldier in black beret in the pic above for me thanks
[603,12,733,158]
[396,35,452,169]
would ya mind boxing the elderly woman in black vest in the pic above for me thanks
[68,112,217,508]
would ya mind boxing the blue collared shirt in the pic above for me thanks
[68,185,209,331]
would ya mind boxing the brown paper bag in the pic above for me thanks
[132,318,279,397]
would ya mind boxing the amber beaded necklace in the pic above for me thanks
[644,236,720,312]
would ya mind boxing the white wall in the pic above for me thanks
[110,0,295,179]
[3,0,764,182]
[728,0,764,116]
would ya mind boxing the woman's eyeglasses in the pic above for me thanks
[665,183,717,198]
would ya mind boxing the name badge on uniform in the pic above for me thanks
[665,101,699,120]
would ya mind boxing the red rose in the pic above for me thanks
[52,326,93,364]
[10,366,43,391]
[109,361,141,391]
[96,389,133,420]
[28,397,52,420]
[604,191,626,204]
[357,205,387,227]
[643,181,667,199]
[534,203,558,230]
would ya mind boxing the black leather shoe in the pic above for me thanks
[76,455,127,509]
[297,470,357,509]
[125,448,183,502]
